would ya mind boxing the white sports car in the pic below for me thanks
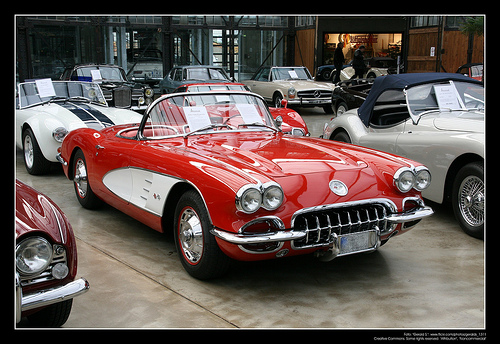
[16,80,143,175]
[242,66,336,113]
[322,73,484,238]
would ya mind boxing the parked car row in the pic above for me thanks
[15,65,484,325]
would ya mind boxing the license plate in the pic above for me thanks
[339,230,378,255]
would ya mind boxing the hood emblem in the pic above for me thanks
[329,180,348,196]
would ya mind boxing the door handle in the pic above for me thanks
[96,145,105,150]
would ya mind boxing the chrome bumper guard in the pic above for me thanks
[211,205,433,246]
[56,152,67,166]
[16,274,90,323]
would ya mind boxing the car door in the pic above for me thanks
[247,67,272,101]
[358,89,409,154]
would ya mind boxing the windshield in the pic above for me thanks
[186,68,230,81]
[405,81,484,120]
[183,84,248,92]
[272,67,312,81]
[17,81,107,109]
[142,92,276,139]
[73,66,127,82]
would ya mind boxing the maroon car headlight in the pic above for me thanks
[16,236,53,275]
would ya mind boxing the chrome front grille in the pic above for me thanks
[297,90,333,99]
[113,87,132,108]
[291,201,391,249]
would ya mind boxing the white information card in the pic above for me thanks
[433,84,462,110]
[236,104,264,124]
[184,106,212,131]
[35,78,56,98]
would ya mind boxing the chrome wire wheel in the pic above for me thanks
[178,207,204,265]
[458,175,484,227]
[23,134,34,169]
[74,158,88,198]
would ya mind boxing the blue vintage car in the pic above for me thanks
[158,65,232,94]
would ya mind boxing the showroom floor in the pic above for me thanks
[15,108,485,329]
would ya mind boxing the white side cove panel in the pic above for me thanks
[102,167,181,216]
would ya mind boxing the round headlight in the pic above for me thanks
[288,87,296,99]
[16,237,53,275]
[394,168,415,193]
[414,168,431,191]
[145,88,154,98]
[52,127,69,143]
[236,186,262,214]
[262,184,284,210]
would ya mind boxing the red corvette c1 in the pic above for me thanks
[58,91,433,279]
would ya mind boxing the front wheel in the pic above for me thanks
[174,190,231,279]
[452,162,484,239]
[22,128,51,175]
[72,149,102,209]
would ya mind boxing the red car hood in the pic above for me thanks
[184,133,368,178]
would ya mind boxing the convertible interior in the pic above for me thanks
[369,89,410,127]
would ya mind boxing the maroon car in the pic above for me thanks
[15,179,89,327]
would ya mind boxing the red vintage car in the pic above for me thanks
[57,91,433,279]
[173,82,309,136]
[16,179,89,326]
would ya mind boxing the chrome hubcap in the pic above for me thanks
[74,159,88,198]
[459,175,484,227]
[178,208,203,264]
[23,135,34,168]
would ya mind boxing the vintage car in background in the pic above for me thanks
[60,64,154,111]
[456,63,483,82]
[16,179,89,327]
[242,66,336,113]
[58,90,433,279]
[16,80,143,175]
[159,65,232,94]
[340,57,398,81]
[315,64,348,81]
[332,79,373,115]
[127,49,163,86]
[322,73,484,238]
[173,82,309,136]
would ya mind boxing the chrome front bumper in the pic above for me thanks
[16,274,90,323]
[211,204,434,246]
[287,98,331,106]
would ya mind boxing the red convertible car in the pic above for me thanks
[58,91,433,279]
[16,179,89,326]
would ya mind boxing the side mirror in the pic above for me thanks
[280,99,288,108]
[275,115,283,129]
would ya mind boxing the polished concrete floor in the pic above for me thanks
[15,108,485,329]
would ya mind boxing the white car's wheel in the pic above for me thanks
[22,128,51,175]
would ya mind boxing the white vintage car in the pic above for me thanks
[16,80,143,175]
[322,73,484,238]
[340,57,398,81]
[242,66,336,113]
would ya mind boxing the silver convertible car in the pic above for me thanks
[322,73,484,239]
